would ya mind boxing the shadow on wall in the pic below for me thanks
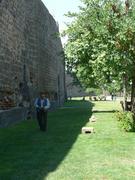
[0,100,93,179]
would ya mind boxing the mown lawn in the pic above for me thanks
[0,100,135,180]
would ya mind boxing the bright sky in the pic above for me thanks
[42,0,81,32]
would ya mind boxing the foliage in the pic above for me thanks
[116,111,135,132]
[86,87,103,95]
[63,0,135,94]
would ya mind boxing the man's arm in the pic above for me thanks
[44,99,50,110]
[34,98,39,108]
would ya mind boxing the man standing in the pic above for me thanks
[35,92,50,131]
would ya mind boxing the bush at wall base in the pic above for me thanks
[115,111,135,132]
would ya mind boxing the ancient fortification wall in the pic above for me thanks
[66,74,88,98]
[0,0,65,112]
[0,0,65,126]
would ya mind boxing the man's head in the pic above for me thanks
[40,92,45,99]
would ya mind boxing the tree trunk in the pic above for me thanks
[131,75,135,113]
[123,75,127,111]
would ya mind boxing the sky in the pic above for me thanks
[42,0,81,32]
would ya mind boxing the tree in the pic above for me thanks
[63,0,135,112]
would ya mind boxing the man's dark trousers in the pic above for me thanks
[37,109,47,131]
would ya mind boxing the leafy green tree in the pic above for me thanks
[63,0,135,112]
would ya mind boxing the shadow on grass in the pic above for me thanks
[92,110,117,113]
[0,100,93,180]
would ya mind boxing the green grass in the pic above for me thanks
[92,100,122,111]
[0,100,135,180]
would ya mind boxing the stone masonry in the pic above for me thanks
[66,73,88,98]
[0,0,66,126]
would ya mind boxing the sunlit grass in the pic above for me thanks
[92,100,122,111]
[46,101,135,180]
[0,100,135,180]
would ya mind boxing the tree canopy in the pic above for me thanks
[63,0,135,96]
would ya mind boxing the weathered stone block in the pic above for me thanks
[89,115,96,122]
[81,127,95,134]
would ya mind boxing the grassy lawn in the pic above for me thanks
[0,100,135,180]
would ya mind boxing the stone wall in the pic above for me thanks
[0,0,65,111]
[0,108,28,128]
[66,73,88,98]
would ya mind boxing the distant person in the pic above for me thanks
[34,92,50,132]
[111,93,116,101]
[111,93,114,101]
[114,94,117,100]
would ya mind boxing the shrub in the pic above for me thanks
[115,111,135,132]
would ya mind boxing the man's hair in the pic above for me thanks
[40,91,48,96]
